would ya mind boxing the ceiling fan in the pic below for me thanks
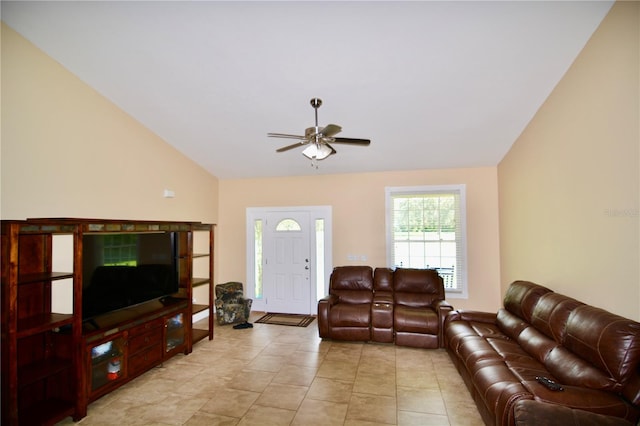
[268,98,371,163]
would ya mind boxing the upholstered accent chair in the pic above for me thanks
[214,282,252,325]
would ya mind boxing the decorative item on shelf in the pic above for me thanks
[106,358,121,380]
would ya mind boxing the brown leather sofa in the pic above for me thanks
[444,280,640,426]
[318,266,452,348]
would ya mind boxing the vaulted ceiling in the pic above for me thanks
[2,1,614,179]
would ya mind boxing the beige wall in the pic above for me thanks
[219,167,502,312]
[498,2,639,320]
[1,23,220,305]
[4,1,637,319]
[1,23,219,224]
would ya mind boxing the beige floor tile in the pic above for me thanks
[397,410,450,426]
[139,393,210,424]
[227,369,277,392]
[185,411,240,426]
[306,377,354,403]
[357,356,396,375]
[353,370,396,396]
[361,343,397,360]
[237,405,296,426]
[297,338,332,354]
[325,342,365,363]
[444,399,485,426]
[199,388,261,418]
[344,420,397,426]
[396,369,440,390]
[317,359,359,381]
[254,383,308,410]
[245,354,287,373]
[272,364,318,386]
[291,398,349,426]
[176,374,230,397]
[286,349,326,368]
[397,387,447,415]
[260,342,301,356]
[346,393,397,425]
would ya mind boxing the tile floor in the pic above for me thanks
[59,312,484,425]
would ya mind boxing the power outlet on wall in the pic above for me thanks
[347,254,367,262]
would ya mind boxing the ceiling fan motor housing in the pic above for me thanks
[305,126,322,139]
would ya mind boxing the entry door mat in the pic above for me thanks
[255,313,316,327]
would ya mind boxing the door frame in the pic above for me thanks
[246,206,333,315]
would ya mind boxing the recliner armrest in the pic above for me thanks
[434,299,454,347]
[317,294,339,338]
[318,294,338,306]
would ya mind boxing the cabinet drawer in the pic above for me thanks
[128,327,162,355]
[128,344,162,376]
[129,318,163,336]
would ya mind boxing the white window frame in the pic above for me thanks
[385,185,468,299]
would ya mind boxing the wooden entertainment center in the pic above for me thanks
[1,218,215,425]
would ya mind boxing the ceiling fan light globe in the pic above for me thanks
[302,143,332,160]
[316,144,333,160]
[302,144,317,159]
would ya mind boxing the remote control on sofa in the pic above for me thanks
[535,376,564,391]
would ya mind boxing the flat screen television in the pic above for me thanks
[82,232,179,320]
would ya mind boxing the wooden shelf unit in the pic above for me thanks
[1,218,215,425]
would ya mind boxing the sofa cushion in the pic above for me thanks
[394,305,438,333]
[497,308,530,340]
[373,267,394,293]
[329,303,371,327]
[503,281,552,323]
[330,266,374,304]
[564,305,640,403]
[517,327,558,365]
[530,292,584,343]
[544,346,617,390]
[393,268,443,307]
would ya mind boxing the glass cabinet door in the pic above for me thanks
[165,312,185,353]
[89,335,126,392]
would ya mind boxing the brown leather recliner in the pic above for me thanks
[393,268,453,348]
[317,266,374,341]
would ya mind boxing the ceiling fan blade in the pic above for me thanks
[332,137,371,145]
[321,124,342,137]
[276,142,306,152]
[268,132,305,140]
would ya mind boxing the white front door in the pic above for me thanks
[263,211,311,314]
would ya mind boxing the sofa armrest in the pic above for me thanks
[317,294,338,338]
[514,400,634,426]
[521,381,636,420]
[445,309,497,326]
[434,300,454,348]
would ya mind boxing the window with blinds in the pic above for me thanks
[385,185,467,298]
